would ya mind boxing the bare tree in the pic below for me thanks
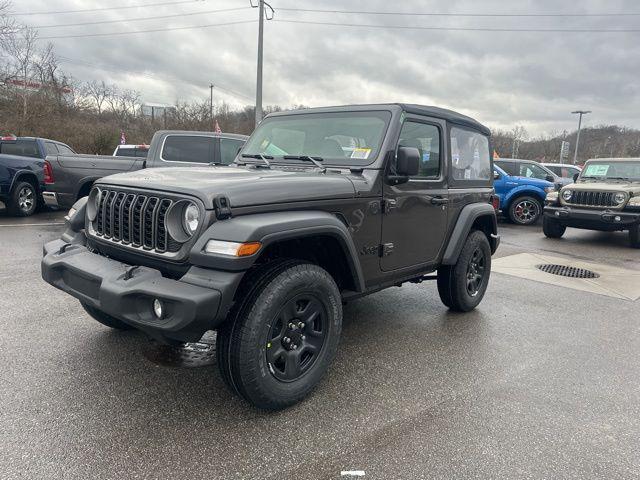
[82,80,112,115]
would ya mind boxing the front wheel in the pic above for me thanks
[543,216,566,238]
[508,196,542,225]
[437,230,492,312]
[217,260,342,410]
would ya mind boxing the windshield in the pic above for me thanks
[580,161,640,181]
[241,111,391,166]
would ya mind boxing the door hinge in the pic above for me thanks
[382,198,397,214]
[379,243,394,257]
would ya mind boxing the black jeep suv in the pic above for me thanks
[41,104,499,410]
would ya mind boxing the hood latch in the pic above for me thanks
[213,195,232,220]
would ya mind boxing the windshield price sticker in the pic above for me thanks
[584,164,610,176]
[351,148,371,159]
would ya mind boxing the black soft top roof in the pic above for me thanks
[398,104,491,136]
[266,103,490,136]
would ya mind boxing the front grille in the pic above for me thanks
[91,188,181,254]
[567,190,618,208]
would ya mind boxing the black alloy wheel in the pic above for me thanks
[266,294,327,382]
[465,247,486,297]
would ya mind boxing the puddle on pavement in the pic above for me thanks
[142,330,217,368]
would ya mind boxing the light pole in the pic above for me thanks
[252,0,273,128]
[571,110,591,164]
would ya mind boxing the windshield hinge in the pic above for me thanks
[213,195,232,220]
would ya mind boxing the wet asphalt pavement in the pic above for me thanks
[1,208,639,479]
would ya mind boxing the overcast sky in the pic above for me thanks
[11,0,640,136]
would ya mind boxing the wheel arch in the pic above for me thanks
[10,170,41,193]
[189,211,366,293]
[504,187,546,209]
[441,203,498,265]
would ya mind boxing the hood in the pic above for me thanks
[564,181,640,194]
[96,165,357,209]
[513,176,553,188]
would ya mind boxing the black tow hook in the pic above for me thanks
[123,265,141,280]
[58,243,73,254]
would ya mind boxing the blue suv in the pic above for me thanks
[493,160,556,225]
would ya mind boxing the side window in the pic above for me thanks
[496,161,517,176]
[398,121,441,178]
[45,142,59,156]
[450,127,491,181]
[161,135,215,163]
[220,138,245,165]
[519,163,548,180]
[57,144,75,155]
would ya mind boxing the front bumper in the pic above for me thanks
[544,205,640,230]
[41,239,242,342]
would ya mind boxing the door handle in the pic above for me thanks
[430,196,449,205]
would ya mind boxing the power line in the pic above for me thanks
[274,18,640,33]
[39,19,256,40]
[33,7,249,29]
[57,55,254,102]
[277,6,640,18]
[7,0,203,16]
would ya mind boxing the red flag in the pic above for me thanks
[214,121,222,134]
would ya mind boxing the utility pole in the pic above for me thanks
[571,110,591,164]
[209,83,214,128]
[252,0,273,128]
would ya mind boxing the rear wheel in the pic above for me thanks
[217,260,342,410]
[508,195,542,225]
[81,302,133,330]
[630,225,640,248]
[437,230,491,312]
[7,181,37,217]
[543,216,566,238]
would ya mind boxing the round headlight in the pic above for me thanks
[613,192,626,204]
[183,203,200,235]
[87,188,100,221]
[562,189,573,201]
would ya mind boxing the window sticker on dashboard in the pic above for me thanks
[584,164,609,176]
[351,148,371,159]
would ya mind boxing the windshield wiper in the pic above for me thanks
[606,176,630,181]
[283,155,326,172]
[240,153,273,168]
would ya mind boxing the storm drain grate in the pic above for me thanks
[535,264,600,279]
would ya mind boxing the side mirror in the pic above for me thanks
[493,171,501,180]
[545,174,555,183]
[573,173,580,182]
[396,146,420,176]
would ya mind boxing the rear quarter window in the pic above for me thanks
[450,127,491,183]
[0,140,41,158]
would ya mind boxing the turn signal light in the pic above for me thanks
[204,240,261,257]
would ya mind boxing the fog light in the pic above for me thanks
[153,298,164,319]
[614,216,621,222]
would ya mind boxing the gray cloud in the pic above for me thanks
[16,0,640,135]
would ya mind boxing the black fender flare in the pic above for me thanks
[189,210,366,292]
[441,203,498,265]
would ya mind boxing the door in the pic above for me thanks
[380,117,448,271]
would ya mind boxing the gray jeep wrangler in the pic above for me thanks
[41,104,499,410]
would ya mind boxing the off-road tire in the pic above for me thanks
[437,230,492,312]
[629,225,640,248]
[81,302,133,330]
[7,180,37,217]
[508,195,542,225]
[216,260,342,410]
[543,216,566,238]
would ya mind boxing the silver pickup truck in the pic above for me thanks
[43,130,248,209]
